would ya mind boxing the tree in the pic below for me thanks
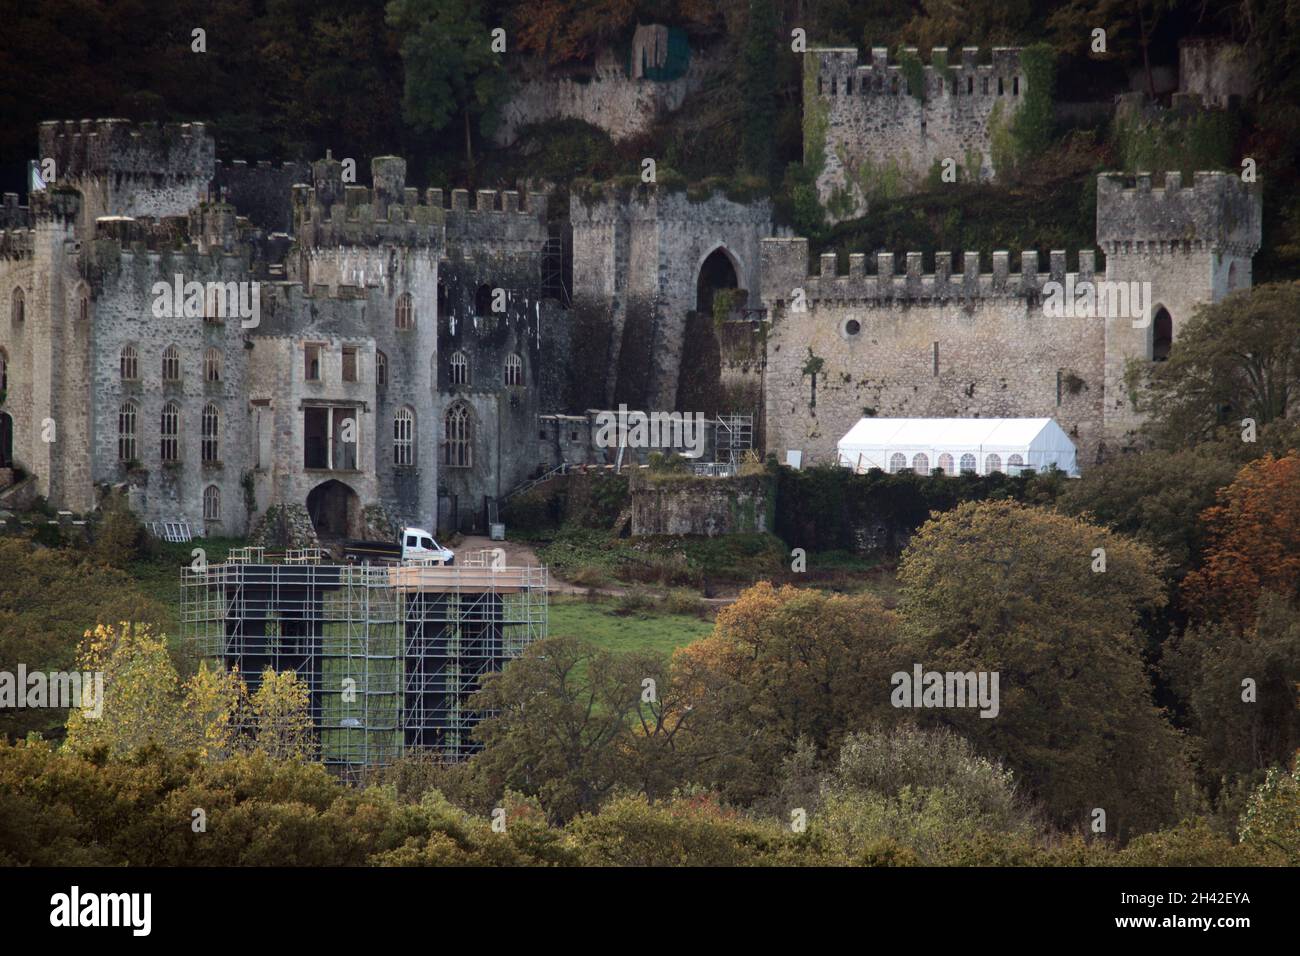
[1056,447,1239,580]
[1237,754,1300,865]
[386,0,506,171]
[1163,595,1300,783]
[1181,452,1300,630]
[63,623,184,758]
[471,636,687,822]
[250,668,316,760]
[183,662,250,761]
[896,501,1192,837]
[740,0,779,182]
[815,724,1041,864]
[670,583,900,804]
[1140,283,1300,448]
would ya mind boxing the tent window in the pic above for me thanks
[937,453,954,476]
[911,453,929,474]
[959,453,976,473]
[889,452,907,473]
[1007,453,1025,476]
[985,453,1002,474]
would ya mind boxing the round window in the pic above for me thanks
[844,319,861,336]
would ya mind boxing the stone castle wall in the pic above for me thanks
[808,47,1025,220]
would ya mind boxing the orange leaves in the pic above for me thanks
[1183,452,1300,630]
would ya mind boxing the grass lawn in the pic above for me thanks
[547,595,714,658]
[128,537,242,645]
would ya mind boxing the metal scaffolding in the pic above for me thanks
[180,552,547,779]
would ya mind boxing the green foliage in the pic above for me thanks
[1113,105,1238,176]
[897,501,1193,837]
[1010,43,1057,161]
[1237,757,1300,865]
[775,463,1068,554]
[1056,448,1239,578]
[1141,283,1300,447]
[92,497,145,568]
[0,539,168,742]
[386,0,506,168]
[740,0,779,183]
[897,47,925,103]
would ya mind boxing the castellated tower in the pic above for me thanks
[808,47,1025,220]
[1098,171,1262,450]
[38,119,215,232]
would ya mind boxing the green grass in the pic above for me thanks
[536,527,787,588]
[547,595,713,658]
[128,536,242,645]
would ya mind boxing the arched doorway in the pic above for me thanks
[0,413,12,469]
[306,479,360,538]
[696,247,739,315]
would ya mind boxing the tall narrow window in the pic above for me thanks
[342,346,358,382]
[162,345,181,382]
[204,485,221,521]
[394,407,414,466]
[203,286,223,324]
[10,287,23,325]
[474,285,493,317]
[0,348,7,393]
[449,351,469,386]
[376,350,388,387]
[444,403,472,468]
[160,402,180,462]
[305,344,321,381]
[204,347,222,382]
[1152,308,1173,362]
[118,402,138,462]
[202,403,220,463]
[395,292,414,330]
[78,294,89,323]
[504,353,523,386]
[120,346,138,381]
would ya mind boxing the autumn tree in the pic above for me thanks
[63,623,184,758]
[1140,283,1300,449]
[1181,452,1300,630]
[670,583,900,804]
[250,668,317,760]
[897,501,1192,837]
[183,662,250,761]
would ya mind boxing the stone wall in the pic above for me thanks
[629,473,771,536]
[1179,38,1256,107]
[808,47,1025,220]
[570,184,775,409]
[494,37,712,146]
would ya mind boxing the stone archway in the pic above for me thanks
[696,246,740,315]
[306,479,360,539]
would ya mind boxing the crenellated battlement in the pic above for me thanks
[0,228,35,260]
[570,180,773,226]
[761,238,1102,306]
[38,119,215,184]
[1096,170,1261,256]
[1,192,31,229]
[810,46,1024,101]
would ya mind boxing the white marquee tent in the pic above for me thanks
[836,418,1080,477]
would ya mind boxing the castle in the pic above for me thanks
[0,47,1264,537]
